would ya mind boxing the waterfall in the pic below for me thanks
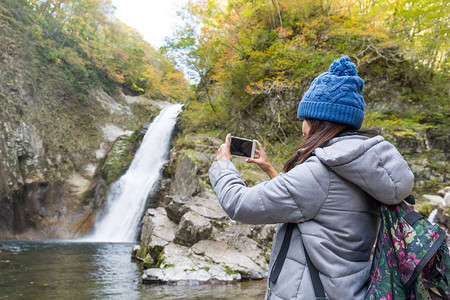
[84,104,183,242]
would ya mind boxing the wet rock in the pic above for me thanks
[140,212,155,248]
[131,245,140,260]
[138,207,177,262]
[142,268,164,284]
[174,212,213,247]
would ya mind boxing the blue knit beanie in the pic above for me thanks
[297,56,365,129]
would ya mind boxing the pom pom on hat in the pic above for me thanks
[297,56,365,129]
[329,56,358,76]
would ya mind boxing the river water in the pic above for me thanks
[0,241,266,299]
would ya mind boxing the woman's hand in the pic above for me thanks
[216,133,232,161]
[246,140,279,179]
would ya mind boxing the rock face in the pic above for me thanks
[170,153,202,197]
[0,80,163,239]
[408,156,448,192]
[137,136,275,284]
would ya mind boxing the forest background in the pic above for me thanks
[166,0,449,196]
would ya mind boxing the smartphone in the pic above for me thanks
[230,136,255,159]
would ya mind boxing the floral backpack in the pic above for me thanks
[363,196,450,299]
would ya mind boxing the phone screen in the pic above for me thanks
[230,136,254,158]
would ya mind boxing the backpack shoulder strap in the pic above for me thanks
[304,240,326,298]
[269,223,295,284]
[269,223,326,298]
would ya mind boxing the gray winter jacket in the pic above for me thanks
[208,135,414,300]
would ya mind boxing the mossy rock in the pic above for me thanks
[143,254,155,269]
[101,128,145,184]
[140,245,166,269]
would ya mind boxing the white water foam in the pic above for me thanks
[82,104,183,242]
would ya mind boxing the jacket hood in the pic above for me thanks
[314,135,414,205]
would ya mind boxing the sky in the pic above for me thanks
[110,0,189,49]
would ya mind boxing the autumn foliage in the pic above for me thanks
[2,0,188,101]
[167,0,448,150]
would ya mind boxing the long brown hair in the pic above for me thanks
[284,118,355,172]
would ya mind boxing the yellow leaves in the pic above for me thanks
[130,83,145,93]
[363,112,433,142]
[245,78,301,95]
[277,27,293,39]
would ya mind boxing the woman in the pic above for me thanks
[208,56,415,299]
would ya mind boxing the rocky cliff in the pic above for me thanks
[0,79,165,238]
[0,0,188,239]
[135,134,276,283]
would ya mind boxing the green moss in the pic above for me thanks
[80,186,96,206]
[184,268,196,272]
[224,266,235,275]
[143,255,155,269]
[224,265,246,276]
[413,201,435,216]
[101,128,147,184]
[163,263,175,269]
[149,247,166,269]
[136,245,148,260]
[137,244,168,269]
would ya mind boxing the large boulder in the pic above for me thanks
[142,242,241,284]
[137,207,177,264]
[174,211,213,247]
[164,190,228,224]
